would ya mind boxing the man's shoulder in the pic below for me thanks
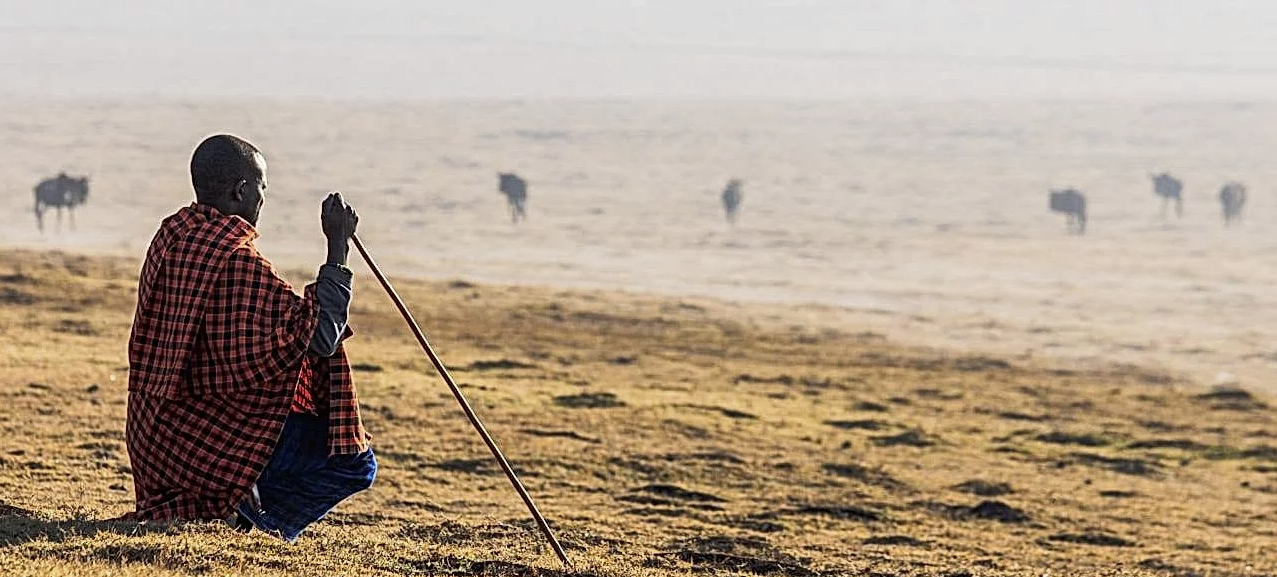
[221,244,294,291]
[223,242,272,273]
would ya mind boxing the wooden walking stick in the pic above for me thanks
[351,234,572,568]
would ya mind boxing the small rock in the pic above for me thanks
[86,384,100,393]
[968,500,1030,523]
[852,401,891,412]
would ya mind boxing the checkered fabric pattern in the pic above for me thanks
[311,324,368,457]
[123,203,368,521]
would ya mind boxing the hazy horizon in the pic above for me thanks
[5,1,1277,100]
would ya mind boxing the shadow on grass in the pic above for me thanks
[0,501,174,546]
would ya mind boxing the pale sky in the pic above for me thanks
[3,0,1277,99]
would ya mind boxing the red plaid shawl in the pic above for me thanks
[124,203,368,521]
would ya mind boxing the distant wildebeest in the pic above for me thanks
[1219,181,1247,226]
[34,172,90,233]
[497,172,528,223]
[1049,188,1087,234]
[1150,172,1183,218]
[721,179,743,223]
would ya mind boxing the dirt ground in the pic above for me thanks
[0,249,1272,576]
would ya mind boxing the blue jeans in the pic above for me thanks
[237,412,377,542]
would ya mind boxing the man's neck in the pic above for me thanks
[194,201,255,229]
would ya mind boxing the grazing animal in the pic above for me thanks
[33,172,90,233]
[721,179,743,223]
[1219,181,1247,226]
[1049,188,1087,234]
[497,172,528,223]
[1150,172,1183,218]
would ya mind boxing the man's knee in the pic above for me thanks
[335,448,377,492]
[359,450,378,490]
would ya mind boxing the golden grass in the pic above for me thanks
[0,248,1273,576]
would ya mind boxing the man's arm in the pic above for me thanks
[312,192,358,356]
[309,263,351,357]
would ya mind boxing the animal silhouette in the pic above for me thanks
[721,179,743,224]
[1219,181,1247,226]
[1049,188,1086,234]
[497,172,528,223]
[34,172,90,233]
[1150,173,1183,218]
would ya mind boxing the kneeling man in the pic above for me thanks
[123,134,375,541]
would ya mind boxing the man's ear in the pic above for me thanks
[231,179,246,202]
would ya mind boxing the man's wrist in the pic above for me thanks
[325,237,350,266]
[321,261,353,277]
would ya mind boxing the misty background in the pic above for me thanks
[5,1,1277,390]
[4,0,1277,100]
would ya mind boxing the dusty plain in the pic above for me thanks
[0,249,1272,576]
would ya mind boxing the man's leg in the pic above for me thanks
[237,412,377,542]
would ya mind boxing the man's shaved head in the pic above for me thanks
[190,134,269,226]
[191,134,262,202]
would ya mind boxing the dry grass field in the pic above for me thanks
[0,248,1273,576]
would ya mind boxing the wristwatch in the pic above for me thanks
[324,263,353,275]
